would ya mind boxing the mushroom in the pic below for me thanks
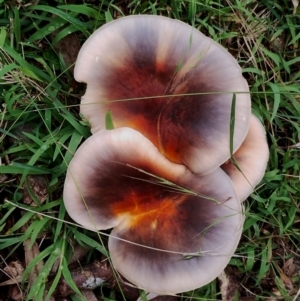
[63,127,243,295]
[74,15,251,175]
[221,114,269,202]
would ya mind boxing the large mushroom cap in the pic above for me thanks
[74,15,251,175]
[63,127,243,294]
[221,114,269,202]
[63,127,187,230]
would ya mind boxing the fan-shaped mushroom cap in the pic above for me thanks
[63,127,187,230]
[221,115,269,202]
[63,127,243,294]
[74,15,251,175]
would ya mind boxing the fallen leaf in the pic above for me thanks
[53,32,81,72]
[0,275,22,286]
[22,175,48,205]
[279,271,294,291]
[283,257,300,277]
[3,261,24,278]
[23,239,44,287]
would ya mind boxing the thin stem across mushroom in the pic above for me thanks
[64,15,268,295]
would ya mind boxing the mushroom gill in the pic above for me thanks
[63,128,243,294]
[74,15,251,175]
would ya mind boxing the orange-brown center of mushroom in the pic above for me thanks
[112,190,186,229]
[114,115,159,151]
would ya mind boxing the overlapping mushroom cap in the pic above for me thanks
[222,115,269,202]
[63,14,269,295]
[63,128,243,294]
[74,15,251,175]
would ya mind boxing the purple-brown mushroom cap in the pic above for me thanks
[63,128,243,294]
[74,15,251,175]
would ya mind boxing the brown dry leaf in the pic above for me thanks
[0,276,22,286]
[8,285,23,301]
[0,261,24,299]
[3,261,24,279]
[283,257,300,277]
[23,175,48,205]
[279,271,294,291]
[218,268,240,301]
[54,33,81,72]
[23,239,44,287]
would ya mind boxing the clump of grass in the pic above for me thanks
[0,0,299,300]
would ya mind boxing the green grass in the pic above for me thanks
[0,0,299,300]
